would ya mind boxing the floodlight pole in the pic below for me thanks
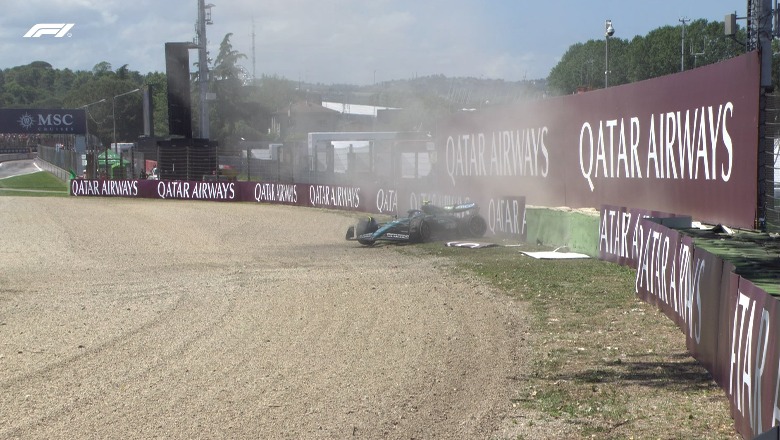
[680,17,690,71]
[112,88,141,179]
[605,20,614,88]
[113,88,141,154]
[80,98,106,178]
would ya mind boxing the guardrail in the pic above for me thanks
[0,153,36,163]
[35,158,71,181]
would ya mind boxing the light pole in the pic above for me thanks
[113,88,141,154]
[605,19,614,88]
[679,17,690,72]
[79,98,106,178]
[112,87,141,179]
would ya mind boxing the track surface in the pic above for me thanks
[0,159,40,179]
[0,197,528,439]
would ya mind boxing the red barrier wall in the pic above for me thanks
[604,206,780,439]
[436,52,760,228]
[69,179,527,241]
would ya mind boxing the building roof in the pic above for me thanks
[287,101,340,114]
[321,101,399,117]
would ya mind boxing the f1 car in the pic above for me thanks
[346,201,488,246]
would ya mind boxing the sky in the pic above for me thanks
[0,0,746,85]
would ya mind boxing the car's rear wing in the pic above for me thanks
[444,202,478,213]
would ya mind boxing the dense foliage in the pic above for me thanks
[547,18,749,95]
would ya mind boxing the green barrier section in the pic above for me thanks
[525,207,599,256]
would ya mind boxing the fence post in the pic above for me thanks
[246,148,251,181]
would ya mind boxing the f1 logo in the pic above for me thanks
[23,23,75,38]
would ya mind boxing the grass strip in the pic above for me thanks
[0,171,69,196]
[409,242,738,439]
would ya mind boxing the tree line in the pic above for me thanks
[547,18,757,95]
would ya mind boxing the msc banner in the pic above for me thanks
[0,108,86,134]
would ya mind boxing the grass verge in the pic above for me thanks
[0,171,69,197]
[407,242,739,439]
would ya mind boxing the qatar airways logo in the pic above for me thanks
[578,102,735,191]
[23,24,75,38]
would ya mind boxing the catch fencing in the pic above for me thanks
[37,145,81,177]
[765,92,780,232]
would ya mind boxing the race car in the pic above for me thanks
[345,201,488,246]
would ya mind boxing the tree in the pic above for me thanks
[116,64,130,80]
[92,61,113,77]
[144,71,169,137]
[53,68,76,94]
[251,75,298,113]
[548,40,612,94]
[208,33,247,147]
[626,26,680,82]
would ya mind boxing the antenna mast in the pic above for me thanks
[196,0,214,138]
[252,18,256,83]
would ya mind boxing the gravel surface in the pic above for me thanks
[0,196,530,439]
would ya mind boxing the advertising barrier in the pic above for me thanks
[601,206,780,439]
[70,179,357,209]
[599,205,674,268]
[70,179,526,241]
[436,52,759,228]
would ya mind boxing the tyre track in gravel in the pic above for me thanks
[0,278,236,438]
[0,197,529,439]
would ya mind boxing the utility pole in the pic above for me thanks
[679,17,690,72]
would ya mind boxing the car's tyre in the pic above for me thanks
[355,217,379,246]
[410,217,432,243]
[466,215,487,237]
[355,217,379,235]
[409,216,433,243]
[419,220,432,242]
